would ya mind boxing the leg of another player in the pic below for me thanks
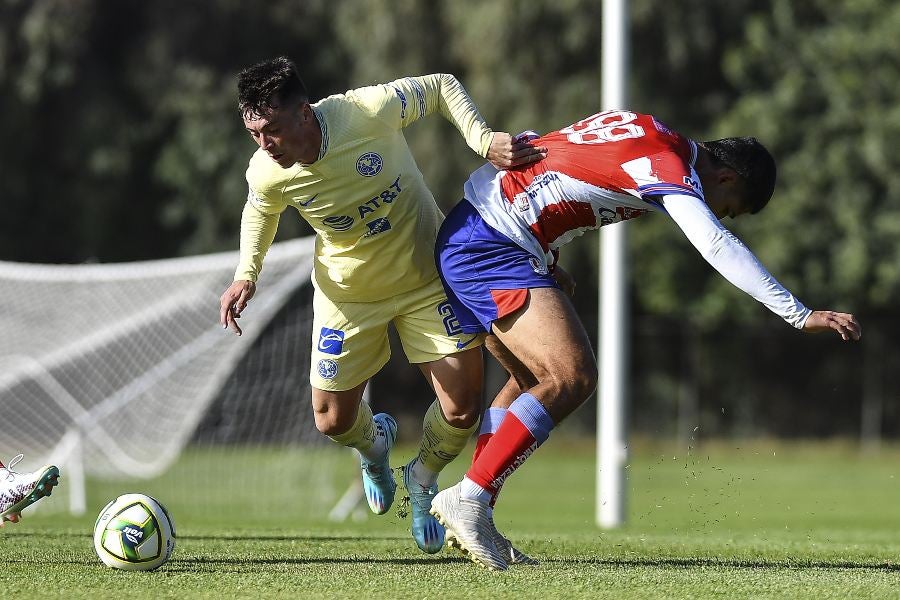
[313,382,398,515]
[431,289,595,570]
[466,286,597,499]
[470,335,542,565]
[398,346,483,553]
[410,345,483,487]
[473,335,535,484]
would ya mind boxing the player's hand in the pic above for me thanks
[802,310,861,341]
[1,512,21,526]
[553,265,576,298]
[486,132,547,169]
[219,280,257,336]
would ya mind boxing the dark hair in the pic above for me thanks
[699,137,777,214]
[237,56,309,119]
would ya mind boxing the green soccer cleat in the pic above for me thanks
[0,455,60,522]
[360,413,397,515]
[400,459,445,554]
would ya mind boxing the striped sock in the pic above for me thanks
[465,393,553,495]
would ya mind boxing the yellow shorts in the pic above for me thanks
[310,277,484,391]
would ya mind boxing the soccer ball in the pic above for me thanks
[93,493,176,571]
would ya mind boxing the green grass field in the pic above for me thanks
[3,440,899,599]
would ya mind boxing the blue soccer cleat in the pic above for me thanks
[360,413,397,515]
[401,459,445,554]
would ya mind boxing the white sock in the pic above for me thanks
[460,476,492,503]
[410,457,438,488]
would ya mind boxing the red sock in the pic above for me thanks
[466,413,538,495]
[472,433,502,506]
[472,432,492,466]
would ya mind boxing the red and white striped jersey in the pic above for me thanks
[464,110,702,269]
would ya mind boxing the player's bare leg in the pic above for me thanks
[458,335,540,565]
[489,287,597,423]
[399,347,482,553]
[433,288,596,569]
[313,382,398,515]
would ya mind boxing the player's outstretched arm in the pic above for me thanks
[219,280,256,336]
[802,310,861,341]
[486,132,547,170]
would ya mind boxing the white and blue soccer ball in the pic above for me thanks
[93,493,176,571]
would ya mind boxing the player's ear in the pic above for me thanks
[299,101,313,122]
[718,166,739,186]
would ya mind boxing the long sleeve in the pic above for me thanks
[233,199,281,283]
[660,193,812,329]
[363,74,494,157]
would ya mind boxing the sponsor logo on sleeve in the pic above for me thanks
[391,85,408,119]
[317,359,339,380]
[318,327,345,355]
[356,152,383,177]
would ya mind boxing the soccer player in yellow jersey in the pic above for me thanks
[218,57,544,554]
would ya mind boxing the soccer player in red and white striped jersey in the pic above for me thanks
[429,110,861,571]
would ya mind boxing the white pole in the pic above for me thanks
[597,0,629,529]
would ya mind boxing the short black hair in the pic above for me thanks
[699,137,777,214]
[237,56,309,119]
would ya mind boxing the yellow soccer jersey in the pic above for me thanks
[235,74,494,302]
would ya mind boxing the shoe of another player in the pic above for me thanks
[401,459,445,554]
[0,455,60,521]
[446,513,537,565]
[360,413,397,515]
[488,514,539,565]
[429,482,508,571]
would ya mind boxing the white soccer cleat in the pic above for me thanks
[429,482,508,571]
[0,455,60,523]
[446,513,538,566]
[488,515,538,566]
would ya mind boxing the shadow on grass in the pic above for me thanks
[544,556,900,572]
[180,534,404,542]
[163,555,470,571]
[2,532,403,543]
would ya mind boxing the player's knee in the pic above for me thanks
[441,402,480,429]
[550,354,597,408]
[313,406,350,436]
[437,387,481,428]
[572,358,598,403]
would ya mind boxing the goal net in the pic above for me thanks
[0,238,351,524]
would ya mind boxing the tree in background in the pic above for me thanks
[0,0,895,436]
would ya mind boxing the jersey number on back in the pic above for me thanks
[560,110,645,145]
